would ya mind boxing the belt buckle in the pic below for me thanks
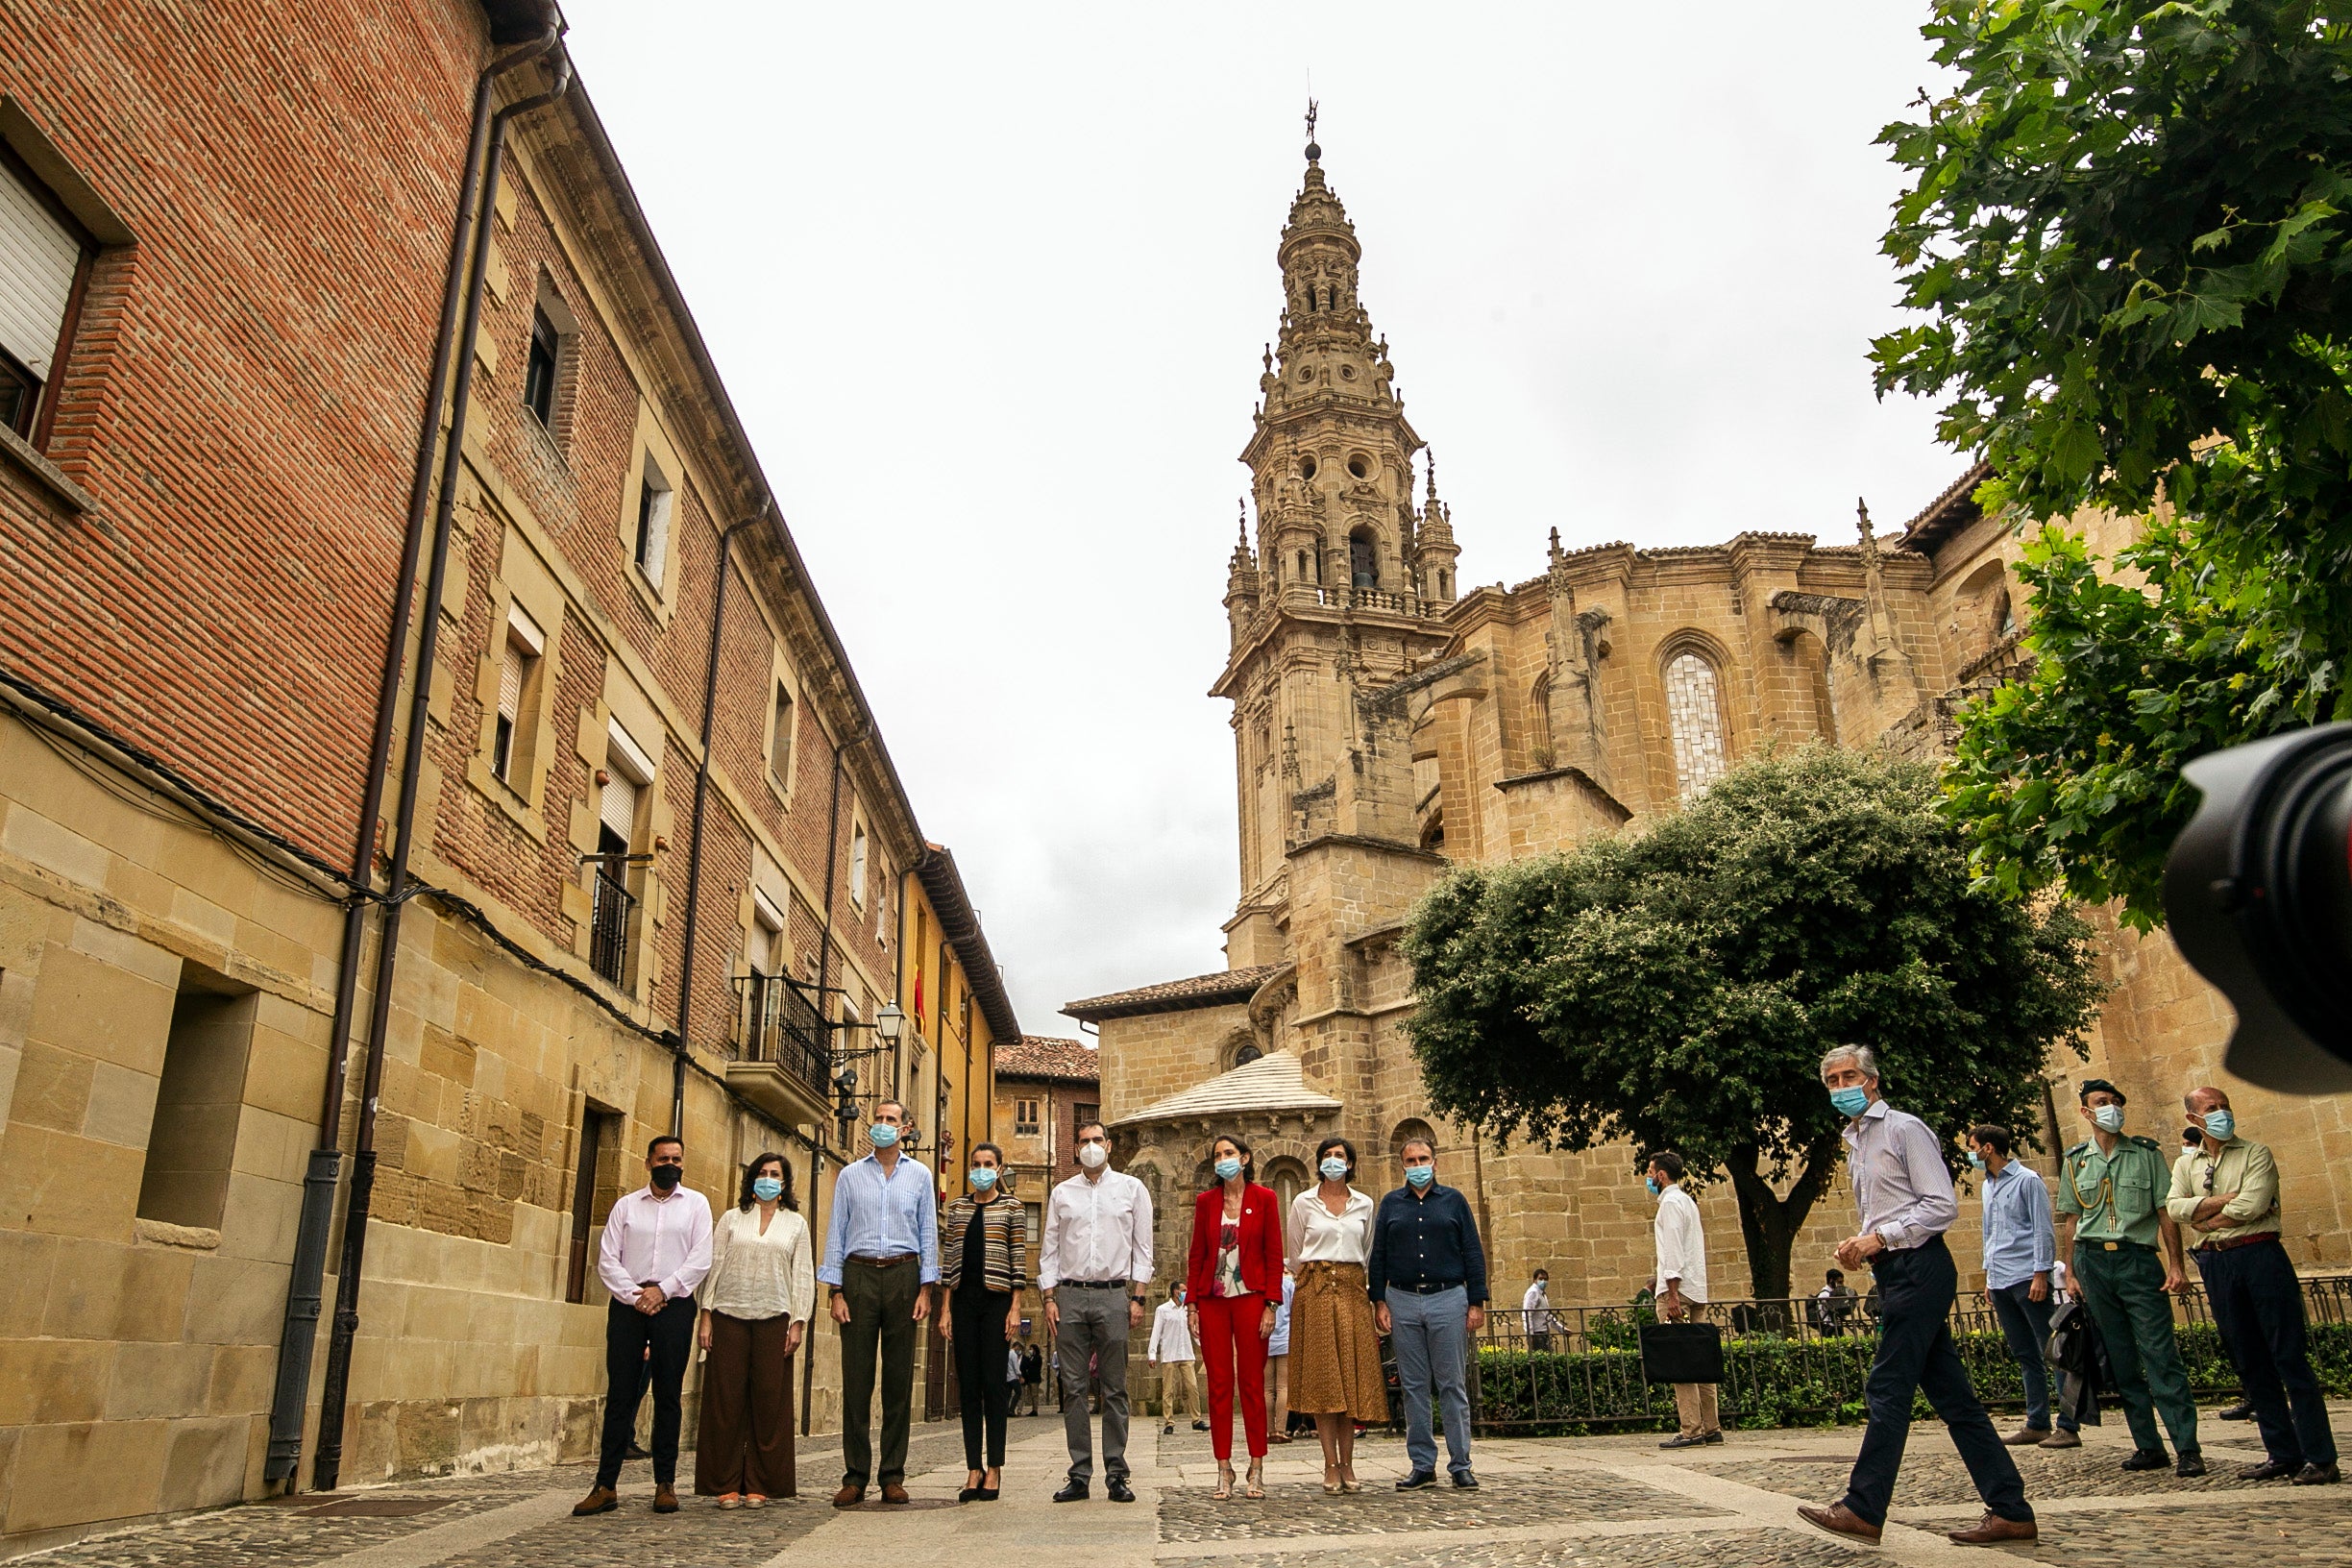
[2102,1241,2119,1252]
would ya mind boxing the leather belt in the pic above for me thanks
[849,1252,919,1268]
[1059,1280,1126,1289]
[1389,1280,1464,1294]
[2195,1232,2280,1254]
[2091,1239,2152,1253]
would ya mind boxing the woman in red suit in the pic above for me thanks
[1186,1132,1285,1500]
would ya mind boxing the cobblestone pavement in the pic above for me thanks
[26,1406,2352,1567]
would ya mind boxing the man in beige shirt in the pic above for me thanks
[2168,1089,2338,1485]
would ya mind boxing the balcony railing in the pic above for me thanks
[733,971,831,1107]
[588,870,633,986]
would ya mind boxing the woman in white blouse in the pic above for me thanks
[1285,1136,1385,1494]
[694,1151,814,1506]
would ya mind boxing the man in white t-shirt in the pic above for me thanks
[1147,1280,1203,1434]
[1522,1269,1556,1354]
[1649,1151,1720,1449]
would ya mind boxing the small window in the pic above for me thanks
[1349,529,1379,590]
[749,891,787,976]
[0,153,86,440]
[847,822,869,911]
[770,681,795,784]
[1437,569,1450,597]
[138,967,258,1231]
[1074,1102,1099,1132]
[1347,454,1369,479]
[1016,1097,1040,1137]
[633,453,674,589]
[492,603,545,783]
[875,860,891,945]
[524,307,559,427]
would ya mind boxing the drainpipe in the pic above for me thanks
[798,724,869,1433]
[264,25,561,1491]
[311,46,574,1493]
[669,500,772,1136]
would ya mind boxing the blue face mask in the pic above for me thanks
[2091,1104,2124,1134]
[751,1176,784,1202]
[1405,1164,1434,1190]
[1645,1176,1660,1197]
[1829,1086,1871,1118]
[1319,1157,1350,1181]
[968,1166,998,1189]
[2203,1110,2235,1140]
[1966,1151,1985,1170]
[870,1123,899,1149]
[1213,1157,1242,1182]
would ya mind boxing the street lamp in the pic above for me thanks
[874,1001,906,1045]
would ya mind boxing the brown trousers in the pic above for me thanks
[695,1311,796,1498]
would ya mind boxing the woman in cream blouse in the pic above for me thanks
[695,1151,815,1506]
[1285,1136,1385,1494]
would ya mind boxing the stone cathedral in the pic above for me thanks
[1066,135,2352,1314]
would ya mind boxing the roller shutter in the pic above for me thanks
[0,159,78,378]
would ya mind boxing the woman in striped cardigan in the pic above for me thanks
[938,1142,1028,1501]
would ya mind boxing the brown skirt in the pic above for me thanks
[1286,1261,1386,1421]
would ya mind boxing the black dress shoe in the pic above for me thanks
[2175,1450,2207,1479]
[1451,1471,1480,1489]
[976,1488,1000,1502]
[1053,1481,1089,1503]
[1659,1433,1707,1449]
[2295,1462,2343,1486]
[1107,1478,1136,1503]
[2218,1400,2255,1420]
[958,1487,981,1504]
[1396,1470,1438,1490]
[1702,1431,1725,1444]
[2120,1447,2170,1472]
[2241,1458,2301,1481]
[1192,1420,1210,1432]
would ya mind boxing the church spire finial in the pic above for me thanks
[1237,498,1250,550]
[1425,448,1438,502]
[1304,98,1319,163]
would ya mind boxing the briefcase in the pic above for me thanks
[1637,1321,1725,1384]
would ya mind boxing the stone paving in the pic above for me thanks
[22,1406,2352,1567]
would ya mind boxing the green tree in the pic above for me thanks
[1402,747,2102,1300]
[1872,0,2352,924]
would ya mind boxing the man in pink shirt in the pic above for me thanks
[576,1135,712,1518]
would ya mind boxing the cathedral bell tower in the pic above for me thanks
[1214,111,1461,968]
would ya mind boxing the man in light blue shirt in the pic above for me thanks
[1970,1124,2076,1448]
[818,1099,939,1505]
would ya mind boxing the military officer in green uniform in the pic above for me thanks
[2056,1079,2204,1477]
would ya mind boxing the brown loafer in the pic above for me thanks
[1948,1511,2037,1545]
[833,1483,867,1507]
[572,1485,619,1517]
[2001,1426,2053,1446]
[1797,1503,1883,1544]
[880,1482,911,1505]
[2039,1428,2080,1448]
[651,1484,678,1514]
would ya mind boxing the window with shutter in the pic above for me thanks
[847,823,869,911]
[491,604,544,784]
[633,453,674,589]
[600,769,638,845]
[0,154,84,436]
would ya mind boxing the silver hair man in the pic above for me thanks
[1820,1043,1879,1081]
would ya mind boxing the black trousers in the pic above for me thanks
[598,1295,696,1487]
[953,1285,1016,1470]
[2194,1237,2339,1467]
[1841,1237,2032,1529]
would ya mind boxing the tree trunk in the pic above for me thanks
[1722,1137,1844,1303]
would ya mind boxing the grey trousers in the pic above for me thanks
[1388,1286,1473,1478]
[1056,1284,1132,1483]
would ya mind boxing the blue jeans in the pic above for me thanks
[1988,1281,2073,1432]
[1387,1286,1472,1479]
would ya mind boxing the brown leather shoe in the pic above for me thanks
[1797,1503,1883,1544]
[1948,1511,2037,1545]
[651,1484,678,1514]
[2001,1425,2053,1446]
[833,1483,867,1507]
[572,1485,618,1516]
[880,1482,912,1505]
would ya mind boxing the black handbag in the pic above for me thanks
[1638,1320,1725,1384]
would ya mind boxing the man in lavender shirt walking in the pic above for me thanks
[1797,1045,2036,1549]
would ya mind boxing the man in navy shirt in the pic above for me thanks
[1368,1136,1487,1490]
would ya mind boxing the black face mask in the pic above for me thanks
[650,1164,682,1190]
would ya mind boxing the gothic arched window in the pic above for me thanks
[1663,649,1730,803]
[1349,528,1379,589]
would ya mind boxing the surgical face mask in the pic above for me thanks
[1645,1176,1660,1197]
[1077,1141,1109,1170]
[870,1122,899,1149]
[1967,1150,1985,1170]
[968,1166,998,1189]
[1404,1164,1434,1190]
[1829,1086,1871,1117]
[2091,1104,2125,1134]
[2203,1110,2236,1140]
[751,1176,783,1202]
[1213,1157,1243,1182]
[1319,1157,1350,1181]
[650,1164,682,1190]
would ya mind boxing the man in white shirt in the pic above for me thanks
[1148,1280,1204,1434]
[1522,1269,1556,1355]
[575,1134,712,1518]
[1648,1151,1720,1449]
[1039,1118,1153,1503]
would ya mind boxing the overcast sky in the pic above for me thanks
[559,2,1962,1039]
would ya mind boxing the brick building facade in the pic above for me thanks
[1070,136,2352,1319]
[0,2,1017,1553]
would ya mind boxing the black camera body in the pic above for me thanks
[2164,723,2352,1094]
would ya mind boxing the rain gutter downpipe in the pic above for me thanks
[310,43,574,1494]
[264,26,561,1491]
[670,499,772,1136]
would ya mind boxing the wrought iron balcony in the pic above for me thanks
[726,971,832,1127]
